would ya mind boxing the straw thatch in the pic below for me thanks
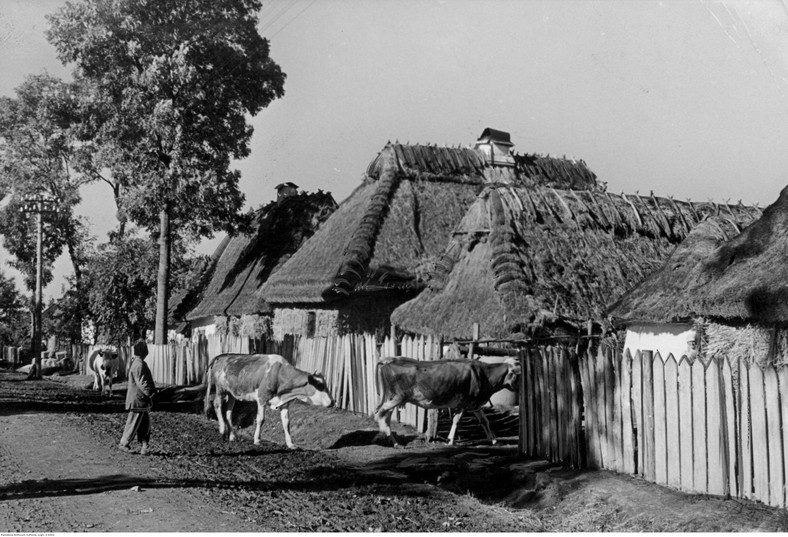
[168,236,231,328]
[185,191,337,320]
[607,216,744,324]
[391,185,761,340]
[260,142,599,307]
[611,185,788,325]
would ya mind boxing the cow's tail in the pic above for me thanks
[374,358,387,414]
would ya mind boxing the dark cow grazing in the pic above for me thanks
[374,356,521,447]
[204,353,333,449]
[87,349,120,397]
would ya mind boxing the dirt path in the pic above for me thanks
[2,367,788,532]
[0,412,259,532]
[0,370,526,532]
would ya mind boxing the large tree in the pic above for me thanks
[0,74,94,293]
[47,0,286,343]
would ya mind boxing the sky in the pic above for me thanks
[2,0,788,300]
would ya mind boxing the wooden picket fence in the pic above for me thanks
[1,344,20,365]
[521,344,788,509]
[75,332,442,433]
[284,332,442,432]
[518,346,583,468]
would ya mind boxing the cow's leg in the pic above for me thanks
[374,397,404,447]
[253,399,266,445]
[224,397,237,442]
[447,410,465,445]
[279,406,297,450]
[472,409,497,445]
[213,392,228,440]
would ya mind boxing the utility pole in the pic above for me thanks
[20,192,58,379]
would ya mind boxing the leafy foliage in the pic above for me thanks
[83,229,205,344]
[0,270,27,346]
[85,234,158,344]
[47,0,286,341]
[46,0,286,236]
[43,278,87,343]
[0,74,95,292]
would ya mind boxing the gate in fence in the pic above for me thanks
[520,345,788,509]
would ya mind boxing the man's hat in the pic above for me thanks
[133,339,149,358]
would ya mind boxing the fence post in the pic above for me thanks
[641,350,656,482]
[468,322,479,360]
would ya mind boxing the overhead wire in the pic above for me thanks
[259,1,302,35]
[271,0,317,38]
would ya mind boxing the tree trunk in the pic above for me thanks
[154,204,171,344]
[114,183,126,240]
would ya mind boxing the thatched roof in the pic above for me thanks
[391,185,761,340]
[259,142,599,305]
[610,186,788,326]
[168,238,230,326]
[606,216,743,324]
[185,191,337,320]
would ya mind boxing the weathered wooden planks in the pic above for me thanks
[764,367,782,507]
[653,352,667,486]
[705,360,725,496]
[750,366,769,504]
[677,357,694,491]
[664,355,681,489]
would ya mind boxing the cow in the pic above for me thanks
[204,353,333,449]
[374,356,521,447]
[87,349,120,397]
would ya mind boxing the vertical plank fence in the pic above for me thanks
[527,345,788,510]
[518,346,582,468]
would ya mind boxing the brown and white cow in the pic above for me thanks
[204,353,333,449]
[87,349,120,397]
[374,356,521,447]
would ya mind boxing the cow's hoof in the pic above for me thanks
[287,444,300,450]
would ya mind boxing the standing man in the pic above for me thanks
[119,339,156,455]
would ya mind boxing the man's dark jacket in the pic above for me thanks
[125,356,156,411]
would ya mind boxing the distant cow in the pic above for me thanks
[374,357,521,447]
[87,349,120,397]
[204,353,333,449]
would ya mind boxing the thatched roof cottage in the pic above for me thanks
[608,187,788,364]
[259,129,598,339]
[185,185,337,335]
[391,183,762,342]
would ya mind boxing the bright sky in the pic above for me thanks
[2,0,788,300]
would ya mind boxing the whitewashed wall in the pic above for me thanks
[623,323,696,361]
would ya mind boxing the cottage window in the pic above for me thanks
[306,311,316,338]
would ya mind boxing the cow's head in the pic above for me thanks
[305,372,333,408]
[502,358,521,390]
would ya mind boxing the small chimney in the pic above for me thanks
[474,128,515,167]
[275,182,299,200]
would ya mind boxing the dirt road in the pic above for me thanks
[2,367,788,532]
